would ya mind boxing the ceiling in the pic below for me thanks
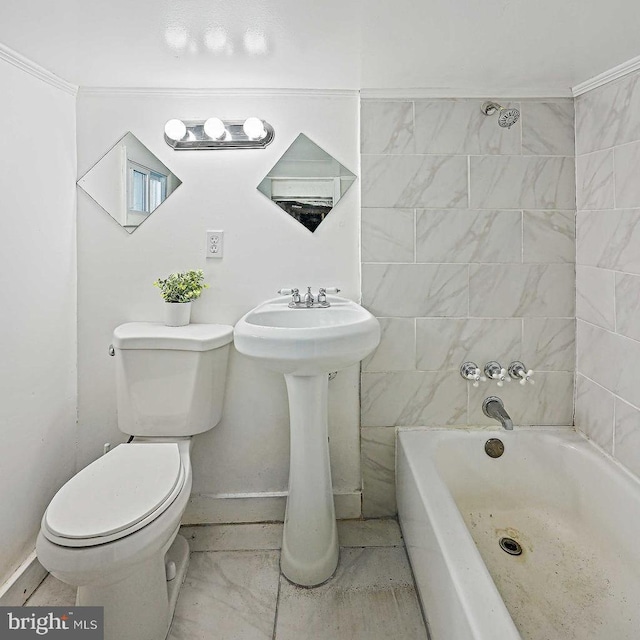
[1,0,639,94]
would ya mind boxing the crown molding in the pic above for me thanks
[572,55,640,97]
[79,86,359,98]
[0,43,77,96]
[360,86,572,99]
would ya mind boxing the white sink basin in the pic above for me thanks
[234,295,380,375]
[233,294,380,587]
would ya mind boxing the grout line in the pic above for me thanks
[576,137,640,157]
[521,210,525,263]
[467,154,471,208]
[271,562,283,640]
[578,317,640,343]
[413,208,417,263]
[612,396,617,457]
[576,372,640,413]
[413,318,418,370]
[402,539,433,636]
[612,147,618,210]
[613,270,618,333]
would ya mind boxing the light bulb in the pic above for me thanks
[164,119,187,141]
[204,117,227,140]
[243,117,266,140]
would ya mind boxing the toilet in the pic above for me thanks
[36,322,233,640]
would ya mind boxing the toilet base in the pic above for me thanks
[75,534,190,640]
[165,535,190,632]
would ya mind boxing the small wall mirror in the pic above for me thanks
[257,133,356,233]
[77,132,182,233]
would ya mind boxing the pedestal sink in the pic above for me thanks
[233,294,380,586]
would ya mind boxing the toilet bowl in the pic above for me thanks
[36,323,233,640]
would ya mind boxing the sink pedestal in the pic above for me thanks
[233,294,381,587]
[281,373,339,586]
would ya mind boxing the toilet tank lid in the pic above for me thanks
[113,322,233,351]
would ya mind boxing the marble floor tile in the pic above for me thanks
[274,547,427,640]
[25,575,76,607]
[337,519,403,548]
[27,525,421,640]
[180,523,284,552]
[168,551,280,640]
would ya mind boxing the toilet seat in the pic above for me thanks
[42,443,186,548]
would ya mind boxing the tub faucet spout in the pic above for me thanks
[482,396,513,430]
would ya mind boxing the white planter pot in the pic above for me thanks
[164,302,192,327]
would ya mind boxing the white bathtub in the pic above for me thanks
[397,427,640,640]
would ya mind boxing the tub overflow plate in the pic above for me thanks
[485,438,504,458]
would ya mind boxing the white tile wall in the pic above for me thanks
[576,265,615,330]
[522,210,575,264]
[361,97,576,514]
[575,150,614,211]
[576,70,640,479]
[413,100,522,155]
[469,156,575,210]
[361,155,468,208]
[361,208,414,263]
[416,210,521,263]
[521,101,575,156]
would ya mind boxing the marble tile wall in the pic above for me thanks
[575,70,640,478]
[360,98,576,516]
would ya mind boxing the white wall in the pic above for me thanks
[575,69,640,475]
[0,58,77,585]
[76,91,361,522]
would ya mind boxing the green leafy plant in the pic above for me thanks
[154,269,209,303]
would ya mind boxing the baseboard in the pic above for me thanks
[183,491,361,524]
[0,551,48,606]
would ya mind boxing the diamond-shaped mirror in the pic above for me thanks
[77,132,182,234]
[257,134,356,233]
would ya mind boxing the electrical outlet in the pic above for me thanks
[206,230,224,258]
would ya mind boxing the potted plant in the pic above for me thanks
[154,269,209,326]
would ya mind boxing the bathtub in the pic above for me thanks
[397,427,640,640]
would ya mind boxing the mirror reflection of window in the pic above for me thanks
[127,161,168,223]
[257,134,356,233]
[149,172,167,211]
[77,132,182,234]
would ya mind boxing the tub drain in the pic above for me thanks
[499,537,523,556]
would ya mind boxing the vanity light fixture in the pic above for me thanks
[203,117,227,140]
[164,117,274,150]
[242,116,267,140]
[164,119,188,142]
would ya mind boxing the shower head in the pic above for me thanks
[481,101,520,129]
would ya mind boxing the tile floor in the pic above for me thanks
[26,519,428,640]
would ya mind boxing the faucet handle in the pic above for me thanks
[279,288,301,307]
[321,287,341,294]
[508,361,535,385]
[460,362,487,387]
[484,361,510,387]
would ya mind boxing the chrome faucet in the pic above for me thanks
[303,287,315,307]
[277,287,341,308]
[482,396,513,430]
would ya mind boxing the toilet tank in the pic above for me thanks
[112,322,233,437]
